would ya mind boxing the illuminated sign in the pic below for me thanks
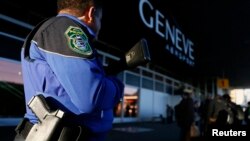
[217,79,230,89]
[139,0,195,66]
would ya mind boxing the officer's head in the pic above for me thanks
[222,93,231,103]
[57,0,103,38]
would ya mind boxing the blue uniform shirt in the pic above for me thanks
[21,14,124,133]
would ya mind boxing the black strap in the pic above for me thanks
[23,18,50,61]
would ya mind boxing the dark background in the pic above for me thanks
[1,0,250,88]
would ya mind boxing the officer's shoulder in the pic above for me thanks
[40,16,77,31]
[34,16,81,39]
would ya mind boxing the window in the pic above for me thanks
[142,78,153,90]
[125,73,140,87]
[166,84,173,94]
[155,81,164,92]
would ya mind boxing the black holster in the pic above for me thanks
[15,94,91,141]
[15,119,91,141]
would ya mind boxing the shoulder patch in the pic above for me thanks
[64,26,93,56]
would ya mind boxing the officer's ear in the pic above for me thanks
[88,6,95,23]
[80,6,95,24]
[78,6,99,29]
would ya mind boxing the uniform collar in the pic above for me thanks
[57,13,96,37]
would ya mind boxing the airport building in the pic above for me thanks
[2,0,250,124]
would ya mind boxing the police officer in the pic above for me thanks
[14,0,124,140]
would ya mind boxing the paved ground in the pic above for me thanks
[0,120,181,141]
[1,119,250,141]
[106,122,180,141]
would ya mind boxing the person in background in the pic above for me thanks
[208,94,235,130]
[207,95,226,123]
[222,94,244,128]
[175,91,195,141]
[14,0,124,141]
[199,94,213,136]
[193,100,201,130]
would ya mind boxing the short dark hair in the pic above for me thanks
[222,93,231,102]
[57,0,103,13]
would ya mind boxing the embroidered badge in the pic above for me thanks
[65,26,93,56]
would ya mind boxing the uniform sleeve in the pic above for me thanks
[45,54,124,113]
[34,20,124,114]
